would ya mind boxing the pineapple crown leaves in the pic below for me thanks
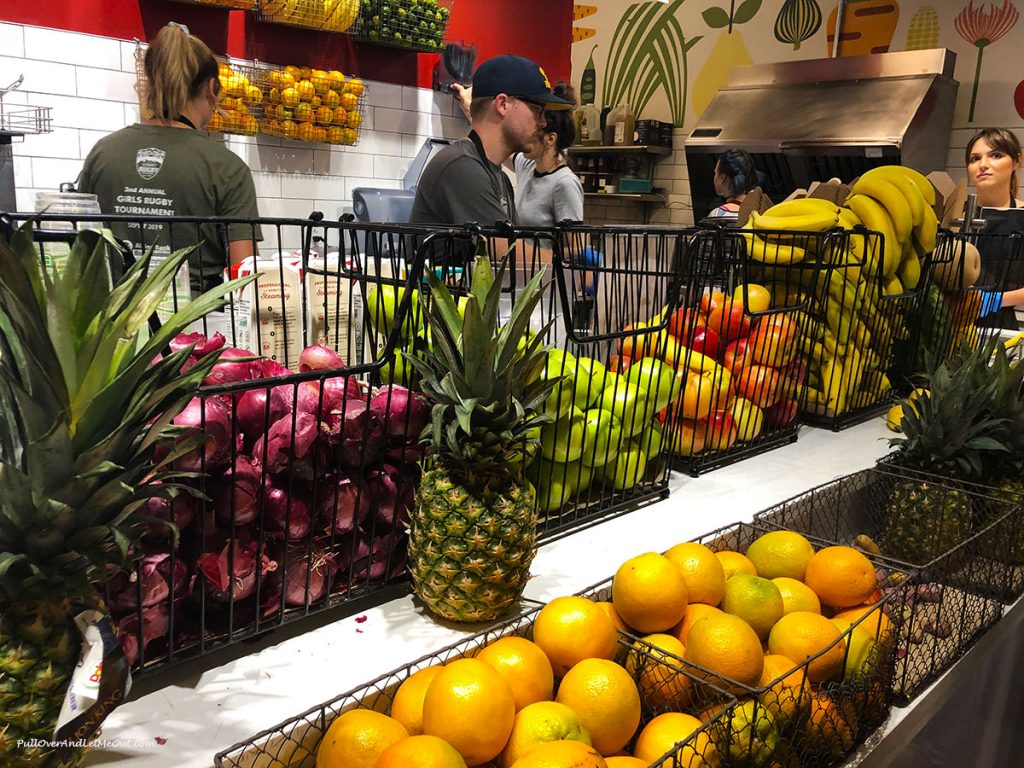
[0,222,255,601]
[402,245,559,482]
[890,337,1012,480]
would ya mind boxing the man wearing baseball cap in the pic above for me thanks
[410,54,572,227]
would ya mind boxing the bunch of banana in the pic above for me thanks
[742,198,842,265]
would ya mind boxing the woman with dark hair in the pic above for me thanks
[708,148,764,218]
[79,23,260,292]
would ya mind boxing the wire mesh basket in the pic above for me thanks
[213,599,736,767]
[257,0,362,34]
[256,64,366,145]
[0,76,53,137]
[910,229,1024,370]
[754,468,1009,703]
[357,0,452,51]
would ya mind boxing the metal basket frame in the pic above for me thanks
[356,0,453,52]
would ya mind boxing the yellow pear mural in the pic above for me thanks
[691,0,761,119]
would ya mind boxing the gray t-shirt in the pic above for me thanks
[79,123,260,292]
[513,153,584,227]
[410,131,517,226]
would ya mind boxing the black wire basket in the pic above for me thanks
[753,467,1009,703]
[356,0,453,52]
[213,601,737,767]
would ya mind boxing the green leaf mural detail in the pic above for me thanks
[733,0,764,25]
[602,0,702,127]
[774,0,822,50]
[703,7,731,28]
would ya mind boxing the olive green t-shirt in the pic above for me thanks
[78,124,260,292]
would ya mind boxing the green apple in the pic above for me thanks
[730,397,764,443]
[603,444,649,491]
[380,352,418,387]
[535,471,575,514]
[540,406,586,463]
[570,460,594,494]
[623,357,677,413]
[541,349,592,417]
[579,408,621,468]
[574,356,608,407]
[508,425,542,474]
[633,420,664,459]
[364,284,423,340]
[599,378,651,438]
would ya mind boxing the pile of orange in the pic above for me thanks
[315,534,892,767]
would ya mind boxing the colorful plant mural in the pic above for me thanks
[775,0,822,50]
[602,0,701,126]
[956,0,1020,122]
[826,0,900,56]
[691,0,762,117]
[905,5,940,49]
[573,3,598,44]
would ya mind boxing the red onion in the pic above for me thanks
[139,491,197,540]
[195,539,277,603]
[169,331,226,359]
[252,412,320,475]
[203,347,258,387]
[172,397,235,472]
[107,552,190,614]
[277,543,337,607]
[370,385,430,440]
[210,456,263,527]
[251,358,292,380]
[263,484,312,542]
[118,602,169,666]
[317,473,372,535]
[300,344,346,372]
[332,401,385,468]
[367,468,415,532]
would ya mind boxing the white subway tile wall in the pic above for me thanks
[3,22,468,222]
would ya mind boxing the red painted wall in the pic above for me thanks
[0,0,572,88]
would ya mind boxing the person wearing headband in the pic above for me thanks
[707,148,764,218]
[79,23,260,293]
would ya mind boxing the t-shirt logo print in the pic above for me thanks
[136,148,166,180]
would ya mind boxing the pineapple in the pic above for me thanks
[883,339,1012,563]
[404,246,557,622]
[0,223,251,766]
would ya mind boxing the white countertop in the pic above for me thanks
[86,418,896,767]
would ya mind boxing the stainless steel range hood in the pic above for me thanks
[685,49,958,220]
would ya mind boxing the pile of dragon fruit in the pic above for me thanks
[110,332,429,668]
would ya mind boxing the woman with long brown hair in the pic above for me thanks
[79,23,259,292]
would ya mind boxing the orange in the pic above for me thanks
[664,542,727,606]
[281,86,300,107]
[374,734,467,768]
[715,550,758,579]
[390,666,442,734]
[719,574,784,640]
[672,603,724,645]
[422,658,516,765]
[555,658,641,756]
[509,740,608,768]
[344,78,365,96]
[297,79,316,101]
[804,546,877,609]
[500,701,592,767]
[771,576,822,615]
[832,603,894,643]
[683,613,764,691]
[315,709,407,768]
[533,596,618,677]
[803,689,858,757]
[612,552,689,634]
[757,654,809,727]
[477,636,555,711]
[767,611,846,683]
[605,758,647,768]
[745,530,816,580]
[625,633,690,711]
[633,712,714,765]
[595,601,630,633]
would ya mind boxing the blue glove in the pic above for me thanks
[979,290,1003,317]
[580,246,602,295]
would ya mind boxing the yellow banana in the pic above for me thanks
[740,231,807,264]
[849,172,914,243]
[761,198,842,218]
[912,203,938,255]
[883,275,904,296]
[898,242,922,290]
[882,165,937,206]
[876,166,928,229]
[749,204,840,233]
[844,194,900,279]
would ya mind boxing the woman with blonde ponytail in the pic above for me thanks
[79,23,259,292]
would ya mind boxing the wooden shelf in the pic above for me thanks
[585,192,666,203]
[568,144,672,156]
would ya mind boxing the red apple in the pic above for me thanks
[671,418,707,456]
[705,411,739,451]
[707,299,751,342]
[723,339,753,374]
[748,322,797,367]
[608,354,634,373]
[683,324,722,361]
[700,291,726,316]
[735,364,782,409]
[668,307,705,341]
[764,398,799,428]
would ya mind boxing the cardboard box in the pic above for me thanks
[305,253,362,367]
[237,255,304,369]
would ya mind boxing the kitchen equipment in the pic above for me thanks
[352,137,452,225]
[1,76,53,213]
[685,49,958,220]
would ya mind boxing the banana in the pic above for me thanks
[912,203,939,255]
[748,204,840,233]
[878,167,927,228]
[844,194,900,279]
[898,242,922,290]
[849,172,914,243]
[882,165,937,207]
[883,274,904,296]
[740,231,807,264]
[761,198,842,218]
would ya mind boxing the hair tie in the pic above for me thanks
[734,172,746,191]
[168,21,191,34]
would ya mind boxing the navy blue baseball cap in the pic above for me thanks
[472,55,573,110]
